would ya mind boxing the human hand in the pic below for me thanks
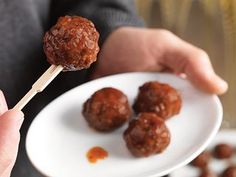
[0,91,24,177]
[92,27,228,95]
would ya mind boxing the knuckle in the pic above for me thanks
[195,49,209,61]
[157,29,174,37]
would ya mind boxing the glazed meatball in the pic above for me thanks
[213,143,234,159]
[191,151,211,168]
[199,169,218,177]
[133,81,182,120]
[44,16,99,71]
[82,87,132,132]
[123,112,171,157]
[221,166,236,177]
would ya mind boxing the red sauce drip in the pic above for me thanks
[86,146,108,163]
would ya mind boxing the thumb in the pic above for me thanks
[0,110,24,175]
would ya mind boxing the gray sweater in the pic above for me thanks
[0,0,143,176]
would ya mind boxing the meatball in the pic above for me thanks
[44,16,99,71]
[123,112,171,157]
[191,151,211,168]
[82,87,132,132]
[213,143,234,159]
[221,166,236,177]
[133,81,182,120]
[199,169,217,177]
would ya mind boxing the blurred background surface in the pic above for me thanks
[136,0,236,128]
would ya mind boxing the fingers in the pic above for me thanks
[0,109,24,175]
[0,90,8,115]
[159,32,228,94]
[0,91,24,176]
[183,49,228,95]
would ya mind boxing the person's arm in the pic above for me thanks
[49,0,145,45]
[0,91,24,177]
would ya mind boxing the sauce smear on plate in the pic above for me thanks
[86,146,108,163]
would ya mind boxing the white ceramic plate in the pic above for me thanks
[170,130,236,177]
[26,72,223,177]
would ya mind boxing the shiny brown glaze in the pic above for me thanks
[44,16,99,71]
[133,81,182,120]
[191,151,211,168]
[199,169,218,177]
[83,87,132,132]
[221,166,236,177]
[213,143,234,159]
[86,146,108,163]
[123,112,170,157]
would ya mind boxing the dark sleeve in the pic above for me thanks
[50,0,145,45]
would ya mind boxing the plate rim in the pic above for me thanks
[170,129,236,177]
[25,72,223,177]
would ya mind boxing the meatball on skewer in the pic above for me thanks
[44,16,99,71]
[14,16,99,110]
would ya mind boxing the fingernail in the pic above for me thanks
[221,81,228,92]
[216,76,228,94]
[0,90,7,115]
[17,112,24,128]
[8,109,25,128]
[0,91,3,112]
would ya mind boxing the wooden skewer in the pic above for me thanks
[14,65,63,110]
